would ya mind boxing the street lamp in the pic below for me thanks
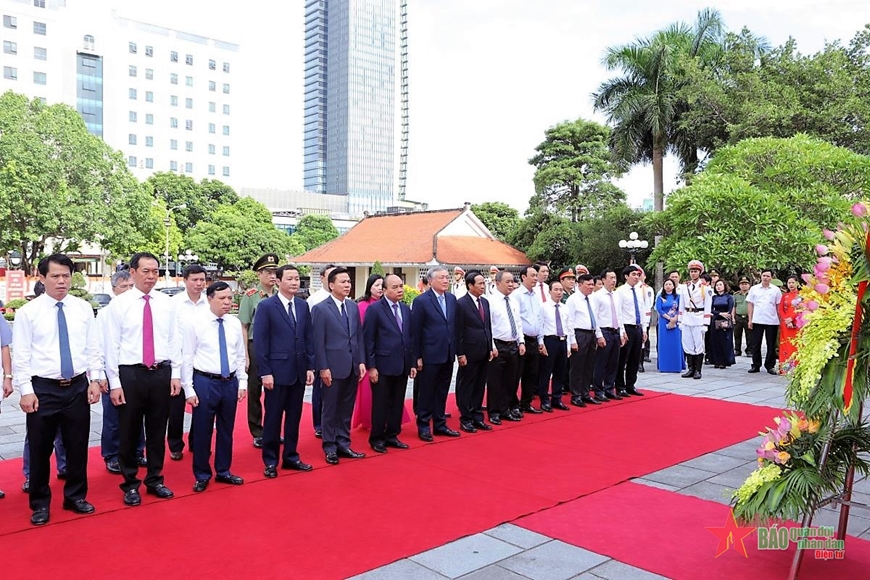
[164,203,186,286]
[176,249,199,279]
[618,232,649,264]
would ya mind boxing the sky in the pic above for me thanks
[121,0,870,213]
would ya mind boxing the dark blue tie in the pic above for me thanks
[586,296,597,330]
[505,296,518,341]
[217,318,230,378]
[341,301,350,332]
[287,301,296,330]
[632,286,641,325]
[57,302,73,380]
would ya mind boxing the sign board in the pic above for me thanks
[6,270,26,302]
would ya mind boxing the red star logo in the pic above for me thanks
[705,510,756,558]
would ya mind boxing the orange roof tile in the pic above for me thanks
[436,236,529,266]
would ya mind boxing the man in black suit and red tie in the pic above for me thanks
[254,265,316,478]
[454,270,497,433]
[412,266,460,441]
[362,274,416,453]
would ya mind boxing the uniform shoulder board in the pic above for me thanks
[245,288,258,297]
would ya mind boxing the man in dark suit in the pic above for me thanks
[454,270,496,433]
[362,274,415,453]
[411,266,460,441]
[254,265,316,478]
[311,267,366,465]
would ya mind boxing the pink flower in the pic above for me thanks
[805,300,819,311]
[801,273,813,284]
[816,257,832,272]
[815,283,830,294]
[853,202,867,217]
[815,244,829,256]
[795,314,807,329]
[823,228,836,240]
[813,269,828,284]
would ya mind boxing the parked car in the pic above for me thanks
[159,287,185,297]
[92,293,112,309]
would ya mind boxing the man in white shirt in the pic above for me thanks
[168,264,208,461]
[747,268,782,375]
[590,269,626,401]
[565,273,599,406]
[512,265,546,415]
[535,262,550,304]
[486,266,500,295]
[677,260,713,380]
[182,281,248,492]
[614,265,649,397]
[486,270,525,424]
[307,263,336,439]
[13,254,102,525]
[638,269,655,371]
[104,252,182,506]
[537,281,574,411]
[451,266,467,298]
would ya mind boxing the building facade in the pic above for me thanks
[0,0,238,185]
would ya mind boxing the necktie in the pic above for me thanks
[340,301,350,332]
[505,296,518,340]
[392,303,402,331]
[287,300,296,329]
[477,298,485,322]
[217,318,230,378]
[607,292,618,328]
[438,293,447,318]
[632,286,641,325]
[586,296,597,330]
[142,295,155,367]
[56,302,73,380]
[554,303,564,337]
[539,282,546,302]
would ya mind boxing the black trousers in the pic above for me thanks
[537,336,567,405]
[569,330,597,398]
[370,372,409,444]
[27,375,90,511]
[592,329,621,394]
[487,341,519,417]
[190,373,237,481]
[117,365,171,492]
[751,324,779,370]
[516,335,539,408]
[734,315,750,354]
[321,374,358,455]
[415,361,453,434]
[262,379,304,466]
[246,340,264,439]
[617,324,644,390]
[456,357,487,425]
[167,389,191,453]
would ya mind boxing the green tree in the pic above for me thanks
[528,118,626,221]
[0,92,148,274]
[593,8,724,211]
[144,172,207,234]
[292,214,340,251]
[576,205,651,277]
[471,202,520,240]
[200,179,240,206]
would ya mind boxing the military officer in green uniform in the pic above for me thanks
[733,275,752,357]
[558,268,576,305]
[237,253,279,448]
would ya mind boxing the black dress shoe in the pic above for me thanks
[337,447,366,458]
[169,451,183,461]
[252,437,264,449]
[617,389,629,397]
[643,356,652,363]
[605,392,623,401]
[540,404,553,413]
[123,489,141,506]
[282,460,313,471]
[63,499,95,514]
[264,465,278,478]
[146,484,174,499]
[767,368,777,375]
[0,489,4,499]
[594,395,609,403]
[512,407,524,418]
[748,367,760,373]
[444,412,452,418]
[488,415,502,425]
[325,453,339,465]
[520,405,543,415]
[57,472,67,480]
[371,442,388,453]
[583,396,600,405]
[105,459,121,474]
[22,479,29,493]
[637,363,645,373]
[215,474,244,485]
[419,432,434,442]
[31,507,50,526]
[193,480,209,493]
[314,429,322,439]
[459,423,477,433]
[502,413,521,422]
[434,427,461,437]
[385,438,410,449]
[137,456,148,467]
[472,421,493,431]
[552,400,570,411]
[624,388,644,397]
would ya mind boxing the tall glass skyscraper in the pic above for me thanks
[303,0,402,214]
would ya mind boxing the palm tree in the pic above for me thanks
[592,8,724,212]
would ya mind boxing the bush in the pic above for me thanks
[3,311,14,321]
[5,298,27,310]
[402,285,420,306]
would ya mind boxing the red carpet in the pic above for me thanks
[0,392,780,579]
[517,482,870,580]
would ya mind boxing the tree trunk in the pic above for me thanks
[653,143,664,212]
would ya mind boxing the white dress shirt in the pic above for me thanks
[181,309,248,397]
[173,289,208,334]
[103,287,182,390]
[451,281,467,299]
[747,284,782,325]
[307,287,331,307]
[565,291,597,331]
[541,300,574,352]
[489,290,522,344]
[12,293,102,396]
[278,292,297,321]
[589,287,624,339]
[511,285,544,344]
[614,282,651,328]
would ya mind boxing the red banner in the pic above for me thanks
[5,270,25,302]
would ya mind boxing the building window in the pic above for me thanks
[222,166,230,177]
[185,76,193,87]
[170,73,178,85]
[140,136,151,148]
[223,62,230,73]
[128,156,137,168]
[170,160,178,171]
[34,0,46,7]
[222,146,230,156]
[208,123,215,134]
[33,22,46,35]
[145,91,153,102]
[129,65,137,77]
[170,95,178,106]
[208,80,215,92]
[170,139,178,150]
[145,46,153,57]
[129,88,137,99]
[145,68,153,80]
[145,158,154,169]
[33,71,46,85]
[3,66,17,80]
[209,102,215,113]
[222,104,230,115]
[146,113,153,125]
[129,42,137,54]
[208,164,215,175]
[185,97,193,109]
[4,15,17,29]
[170,117,178,128]
[3,41,16,55]
[209,59,216,71]
[129,134,138,145]
[129,111,137,122]
[208,144,215,155]
[222,83,230,94]
[185,120,193,131]
[185,54,193,65]
[34,46,46,60]
[185,141,193,152]
[185,162,193,173]
[82,34,94,51]
[222,125,230,136]
[170,51,178,62]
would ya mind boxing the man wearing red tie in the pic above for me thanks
[535,262,550,303]
[104,252,182,506]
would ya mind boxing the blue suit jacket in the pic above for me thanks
[312,296,364,380]
[411,289,456,365]
[253,294,314,386]
[363,298,415,376]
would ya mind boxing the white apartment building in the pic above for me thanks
[0,0,238,185]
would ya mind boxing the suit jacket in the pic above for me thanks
[312,296,364,380]
[363,298,415,376]
[253,294,314,386]
[455,293,493,362]
[411,289,456,365]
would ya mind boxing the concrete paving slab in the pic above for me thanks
[679,481,734,505]
[499,540,608,580]
[458,564,531,580]
[410,533,523,578]
[587,560,670,579]
[681,453,750,473]
[348,559,448,580]
[484,524,551,550]
[642,464,718,488]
